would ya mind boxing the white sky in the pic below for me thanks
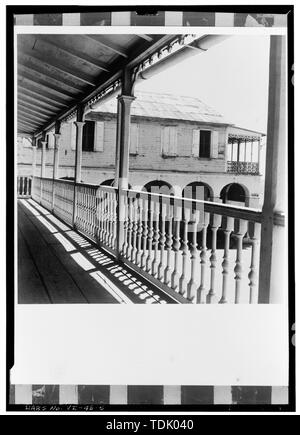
[136,35,270,133]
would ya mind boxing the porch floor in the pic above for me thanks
[18,199,176,304]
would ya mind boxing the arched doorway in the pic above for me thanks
[182,181,213,201]
[142,180,175,196]
[220,183,248,206]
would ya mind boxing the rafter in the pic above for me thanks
[19,84,68,107]
[18,61,83,92]
[18,103,49,119]
[21,49,97,86]
[137,35,153,42]
[18,118,40,128]
[37,36,110,72]
[19,72,75,99]
[18,107,48,122]
[85,36,128,58]
[18,113,42,126]
[18,95,58,114]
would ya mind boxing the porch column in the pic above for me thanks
[53,122,61,180]
[74,121,85,183]
[73,106,85,227]
[258,36,287,304]
[115,69,136,256]
[32,137,37,177]
[113,98,122,188]
[41,135,47,178]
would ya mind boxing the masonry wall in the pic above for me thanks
[29,115,264,208]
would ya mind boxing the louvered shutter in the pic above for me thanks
[169,127,178,155]
[192,129,200,157]
[211,131,219,158]
[94,121,104,152]
[47,132,55,149]
[130,123,139,154]
[161,126,169,155]
[70,123,76,150]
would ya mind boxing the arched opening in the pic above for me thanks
[220,183,248,206]
[182,181,213,201]
[142,180,175,196]
[100,179,114,187]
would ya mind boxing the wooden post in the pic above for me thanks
[52,122,61,211]
[73,105,85,227]
[41,134,47,178]
[32,137,37,177]
[258,36,287,304]
[115,68,136,257]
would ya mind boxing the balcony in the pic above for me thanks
[227,161,259,175]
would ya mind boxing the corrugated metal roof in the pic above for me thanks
[93,91,231,125]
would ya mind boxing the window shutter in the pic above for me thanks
[192,129,200,156]
[70,123,76,150]
[130,123,139,154]
[169,127,177,155]
[161,126,169,155]
[47,132,54,149]
[211,131,219,158]
[94,121,104,152]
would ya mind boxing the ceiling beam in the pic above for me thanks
[137,35,153,42]
[37,36,110,72]
[18,95,57,115]
[18,113,42,125]
[19,84,68,107]
[18,118,40,128]
[19,72,75,99]
[18,103,49,119]
[18,61,84,92]
[18,108,48,122]
[20,49,97,86]
[85,36,128,58]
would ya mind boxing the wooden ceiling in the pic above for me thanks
[17,33,176,136]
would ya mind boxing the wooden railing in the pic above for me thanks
[227,161,259,175]
[30,176,279,304]
[17,176,32,197]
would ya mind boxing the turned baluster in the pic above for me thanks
[171,202,182,292]
[131,196,138,263]
[112,192,117,249]
[206,214,222,304]
[121,192,129,256]
[126,196,133,259]
[135,196,143,266]
[164,203,174,286]
[196,212,210,304]
[146,197,154,273]
[219,217,234,304]
[141,196,148,270]
[179,206,190,297]
[158,200,167,281]
[187,209,200,302]
[151,199,160,278]
[98,191,104,242]
[248,222,261,304]
[233,219,247,304]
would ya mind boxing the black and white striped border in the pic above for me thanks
[10,384,289,406]
[14,12,287,27]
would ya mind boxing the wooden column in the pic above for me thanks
[258,36,287,304]
[73,106,85,227]
[116,69,136,256]
[40,134,47,178]
[32,137,37,177]
[113,98,122,188]
[53,122,61,180]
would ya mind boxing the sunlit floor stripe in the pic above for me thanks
[28,199,50,215]
[36,216,58,234]
[19,199,40,216]
[90,271,134,304]
[67,231,91,247]
[70,252,95,271]
[47,214,70,232]
[53,233,76,252]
